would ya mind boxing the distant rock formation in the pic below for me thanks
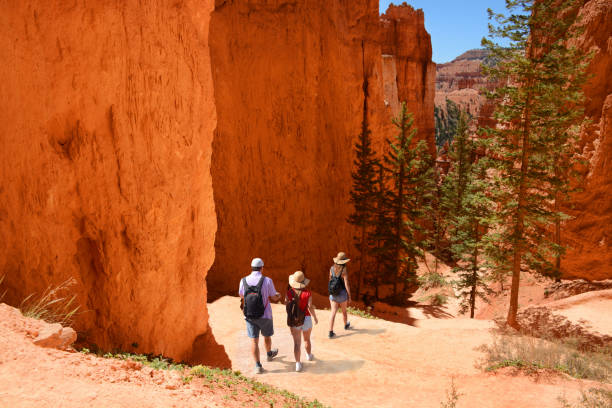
[434,49,492,146]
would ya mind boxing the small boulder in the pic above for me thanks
[33,323,76,349]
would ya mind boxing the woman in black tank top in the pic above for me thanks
[328,252,351,338]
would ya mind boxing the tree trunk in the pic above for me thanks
[507,93,532,330]
[470,222,479,319]
[356,225,365,300]
[393,116,407,300]
[554,193,561,281]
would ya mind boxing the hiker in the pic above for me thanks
[239,258,281,374]
[286,271,318,372]
[328,252,351,338]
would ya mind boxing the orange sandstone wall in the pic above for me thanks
[207,1,435,295]
[0,0,226,364]
[562,0,612,280]
[0,0,434,360]
[380,4,436,156]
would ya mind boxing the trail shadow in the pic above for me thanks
[265,355,302,373]
[304,358,365,375]
[415,305,454,319]
[265,355,365,375]
[331,327,386,339]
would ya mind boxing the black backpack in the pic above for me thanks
[242,276,266,319]
[328,265,345,295]
[286,287,306,327]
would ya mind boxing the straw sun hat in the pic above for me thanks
[333,252,350,265]
[289,271,310,289]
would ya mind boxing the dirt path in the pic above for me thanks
[546,289,612,336]
[209,296,602,408]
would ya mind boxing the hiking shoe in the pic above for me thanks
[328,331,335,338]
[295,362,303,372]
[254,363,263,374]
[344,321,351,330]
[306,353,314,361]
[266,348,278,361]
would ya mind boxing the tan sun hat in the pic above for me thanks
[333,252,350,264]
[289,271,310,289]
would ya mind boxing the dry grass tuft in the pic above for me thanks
[20,278,80,326]
[558,388,612,408]
[480,334,612,382]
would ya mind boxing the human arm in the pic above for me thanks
[343,269,351,302]
[268,279,281,303]
[307,296,318,324]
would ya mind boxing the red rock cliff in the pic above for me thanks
[207,1,435,295]
[0,0,226,365]
[562,0,612,280]
[0,0,435,359]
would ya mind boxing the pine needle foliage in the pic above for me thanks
[442,113,495,318]
[481,0,591,328]
[383,102,435,300]
[348,74,378,300]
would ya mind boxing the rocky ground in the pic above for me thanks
[1,275,610,408]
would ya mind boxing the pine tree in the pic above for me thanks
[348,68,378,301]
[367,162,395,301]
[383,102,435,300]
[440,113,495,317]
[481,0,590,328]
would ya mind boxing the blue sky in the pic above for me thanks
[379,1,509,63]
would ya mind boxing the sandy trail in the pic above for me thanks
[545,289,612,336]
[209,296,601,408]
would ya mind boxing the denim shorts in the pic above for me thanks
[329,288,348,303]
[245,317,274,338]
[290,316,313,331]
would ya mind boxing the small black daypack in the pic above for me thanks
[286,287,306,327]
[328,265,345,296]
[242,276,266,319]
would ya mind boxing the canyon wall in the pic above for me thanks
[380,4,436,156]
[207,1,435,296]
[0,0,227,365]
[0,0,434,360]
[562,0,612,280]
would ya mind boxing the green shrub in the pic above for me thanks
[418,272,448,290]
[346,306,378,319]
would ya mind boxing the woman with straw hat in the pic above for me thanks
[286,271,318,372]
[328,252,351,338]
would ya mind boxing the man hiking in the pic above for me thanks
[239,257,281,374]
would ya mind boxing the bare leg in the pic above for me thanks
[290,328,302,362]
[302,328,312,356]
[251,337,260,364]
[340,301,348,326]
[329,301,339,332]
[263,336,272,353]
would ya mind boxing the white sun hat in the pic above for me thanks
[251,258,264,268]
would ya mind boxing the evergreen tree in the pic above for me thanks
[481,0,590,328]
[384,102,435,300]
[348,70,378,301]
[435,99,465,148]
[444,113,496,317]
[367,162,395,301]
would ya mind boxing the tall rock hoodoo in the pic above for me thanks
[0,1,435,361]
[562,0,612,280]
[207,1,435,296]
[0,0,223,364]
